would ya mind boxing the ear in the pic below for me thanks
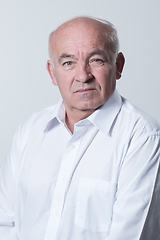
[46,60,58,86]
[116,52,125,80]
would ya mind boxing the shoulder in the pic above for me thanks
[120,97,160,137]
[15,104,57,142]
[21,104,56,130]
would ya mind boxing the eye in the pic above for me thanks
[62,61,76,70]
[63,61,73,66]
[90,58,104,67]
[94,59,103,63]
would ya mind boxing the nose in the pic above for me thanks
[75,64,93,83]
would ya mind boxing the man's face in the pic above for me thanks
[47,21,124,117]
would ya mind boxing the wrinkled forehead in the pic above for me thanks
[50,19,109,53]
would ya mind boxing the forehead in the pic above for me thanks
[51,20,107,57]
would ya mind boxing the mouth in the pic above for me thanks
[75,88,96,94]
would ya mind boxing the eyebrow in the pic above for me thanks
[58,54,77,63]
[88,49,108,60]
[58,49,109,64]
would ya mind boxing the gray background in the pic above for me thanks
[0,0,160,167]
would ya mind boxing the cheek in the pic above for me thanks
[55,76,74,98]
[94,70,111,87]
[54,71,68,88]
[93,66,111,79]
[96,71,116,95]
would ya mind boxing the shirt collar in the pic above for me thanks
[87,89,122,135]
[43,98,65,131]
[44,89,122,134]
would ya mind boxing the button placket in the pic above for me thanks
[45,124,88,240]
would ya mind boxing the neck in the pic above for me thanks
[65,108,95,134]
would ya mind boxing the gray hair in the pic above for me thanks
[48,16,119,64]
[95,17,119,62]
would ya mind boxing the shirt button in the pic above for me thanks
[70,144,75,149]
[53,210,58,216]
[61,175,65,181]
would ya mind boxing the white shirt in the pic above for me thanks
[0,89,160,240]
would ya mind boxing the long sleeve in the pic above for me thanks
[0,93,160,240]
[106,132,160,240]
[0,130,19,240]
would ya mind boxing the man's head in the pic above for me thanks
[47,17,125,122]
[49,17,120,65]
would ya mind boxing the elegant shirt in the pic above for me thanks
[0,89,160,240]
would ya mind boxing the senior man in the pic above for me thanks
[0,16,160,240]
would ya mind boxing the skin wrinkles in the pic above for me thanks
[47,17,125,133]
[59,49,110,66]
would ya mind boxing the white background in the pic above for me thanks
[0,0,160,167]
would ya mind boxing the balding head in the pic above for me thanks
[49,17,119,64]
[46,16,125,128]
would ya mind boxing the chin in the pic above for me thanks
[76,103,101,112]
